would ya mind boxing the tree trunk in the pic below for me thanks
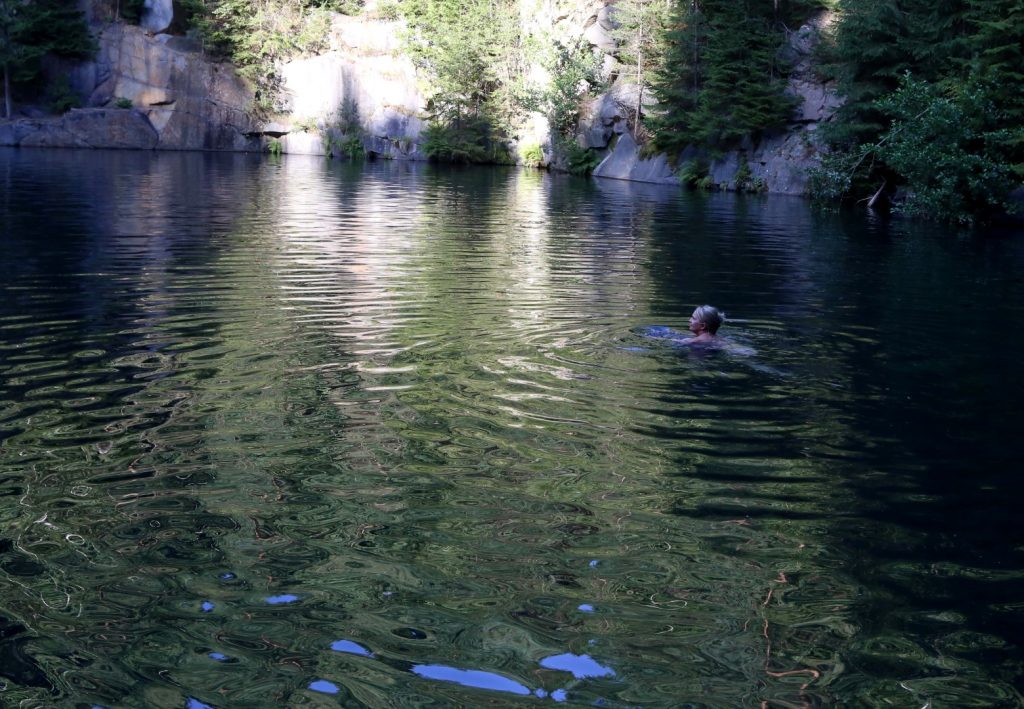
[3,62,10,120]
[635,21,643,140]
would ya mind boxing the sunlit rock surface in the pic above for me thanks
[279,16,425,160]
[4,23,258,151]
[592,132,677,184]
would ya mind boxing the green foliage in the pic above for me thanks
[645,0,807,157]
[292,115,319,133]
[400,0,536,162]
[733,161,767,192]
[192,0,349,117]
[376,0,399,20]
[542,38,602,139]
[421,121,489,163]
[119,0,147,23]
[734,161,752,190]
[267,137,284,156]
[114,96,133,109]
[48,74,80,113]
[815,0,1023,220]
[645,1,705,156]
[520,142,544,167]
[678,158,708,187]
[336,132,365,159]
[874,75,1015,223]
[0,0,94,117]
[562,140,600,175]
[610,0,672,135]
[687,0,797,148]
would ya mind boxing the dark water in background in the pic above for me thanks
[0,148,1022,708]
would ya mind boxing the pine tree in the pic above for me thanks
[689,0,795,148]
[964,0,1024,175]
[646,0,706,157]
[0,0,94,118]
[610,0,672,138]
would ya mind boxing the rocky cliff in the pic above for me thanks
[1,17,259,151]
[589,12,842,195]
[0,0,839,196]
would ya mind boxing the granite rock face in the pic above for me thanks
[585,10,840,194]
[141,0,174,33]
[5,22,257,151]
[89,24,258,150]
[592,132,677,184]
[278,20,426,160]
[1,109,159,149]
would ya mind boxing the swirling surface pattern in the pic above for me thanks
[0,150,1022,707]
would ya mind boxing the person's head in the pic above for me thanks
[689,305,724,335]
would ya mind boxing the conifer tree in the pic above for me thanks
[610,0,672,138]
[964,0,1024,175]
[0,0,94,118]
[688,0,795,148]
[646,0,706,156]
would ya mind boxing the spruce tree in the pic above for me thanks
[646,0,706,157]
[689,0,795,149]
[965,0,1024,176]
[0,0,94,118]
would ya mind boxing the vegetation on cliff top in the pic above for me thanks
[4,0,1023,222]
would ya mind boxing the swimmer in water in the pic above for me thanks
[683,304,725,345]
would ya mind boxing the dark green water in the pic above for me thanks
[0,149,1022,708]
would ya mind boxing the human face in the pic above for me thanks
[689,309,705,335]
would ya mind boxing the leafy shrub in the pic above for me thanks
[338,134,365,160]
[421,122,489,164]
[520,143,544,167]
[267,138,284,156]
[678,158,708,188]
[809,73,1017,223]
[564,141,600,176]
[49,77,81,114]
[543,39,603,139]
[292,116,319,133]
[114,97,133,109]
[377,0,399,21]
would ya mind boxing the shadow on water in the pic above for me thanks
[0,150,1022,707]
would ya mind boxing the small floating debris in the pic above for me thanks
[218,572,236,581]
[330,639,374,657]
[308,679,340,695]
[577,604,595,613]
[588,560,600,568]
[208,652,230,662]
[539,653,615,679]
[186,698,216,709]
[412,664,531,696]
[264,594,300,605]
[392,626,427,639]
[200,601,215,613]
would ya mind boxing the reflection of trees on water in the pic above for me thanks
[637,189,1024,705]
[0,151,338,705]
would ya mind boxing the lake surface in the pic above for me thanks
[1,148,1022,708]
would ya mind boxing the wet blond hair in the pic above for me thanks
[693,305,725,334]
